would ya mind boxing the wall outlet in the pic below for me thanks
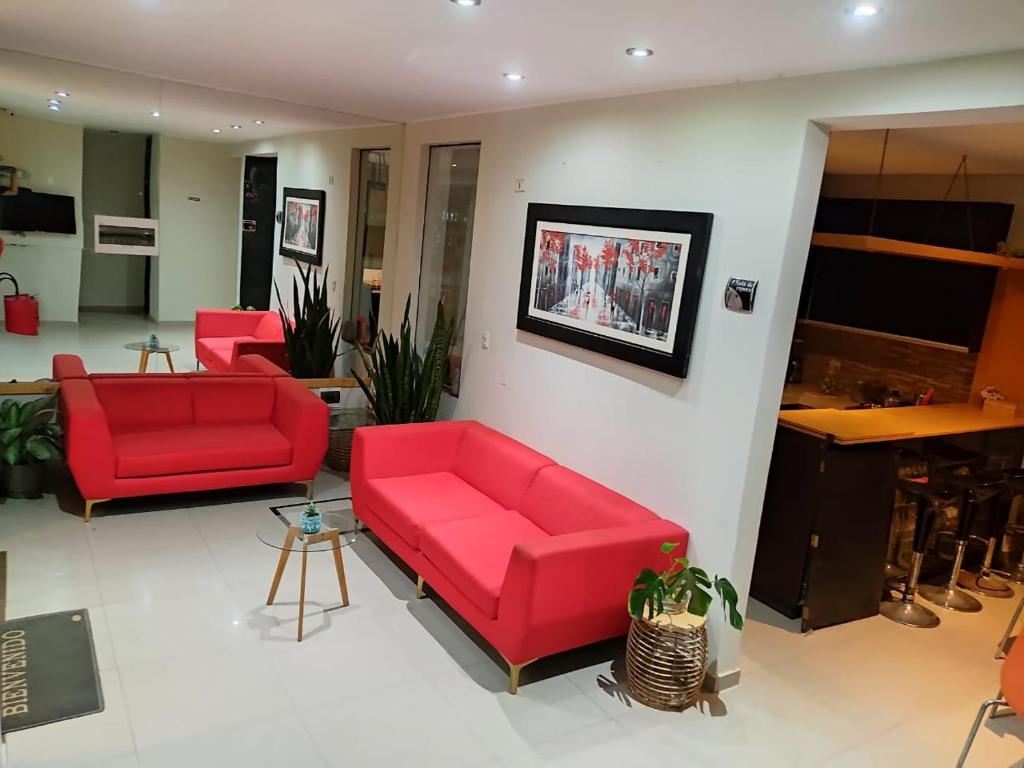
[328,175,335,186]
[481,331,491,349]
[514,179,526,193]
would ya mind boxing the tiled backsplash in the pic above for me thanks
[795,321,978,404]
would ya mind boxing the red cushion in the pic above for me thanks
[452,423,554,509]
[420,511,549,619]
[518,466,656,535]
[254,313,284,340]
[190,377,276,424]
[92,379,193,432]
[114,423,291,478]
[363,472,505,549]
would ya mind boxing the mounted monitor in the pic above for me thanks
[0,189,76,234]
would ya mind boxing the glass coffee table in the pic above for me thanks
[257,498,358,641]
[124,341,180,373]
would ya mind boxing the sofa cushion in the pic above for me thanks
[363,472,505,549]
[452,423,554,510]
[420,511,549,619]
[198,336,254,369]
[114,423,291,478]
[518,466,656,535]
[191,377,277,424]
[92,378,193,433]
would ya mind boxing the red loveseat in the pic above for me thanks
[194,309,289,373]
[351,420,689,693]
[59,355,327,521]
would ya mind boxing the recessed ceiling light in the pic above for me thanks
[451,0,480,6]
[851,4,879,16]
[47,99,61,106]
[48,103,61,111]
[253,120,265,125]
[230,124,241,130]
[212,128,221,134]
[54,90,69,98]
[503,72,525,81]
[626,47,654,58]
[451,163,458,167]
[150,111,160,118]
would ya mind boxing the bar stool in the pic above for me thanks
[880,479,942,628]
[959,471,1015,599]
[919,485,984,613]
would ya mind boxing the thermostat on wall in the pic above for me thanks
[724,278,757,313]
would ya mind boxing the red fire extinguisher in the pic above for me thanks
[0,272,40,336]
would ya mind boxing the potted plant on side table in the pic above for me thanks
[0,395,63,499]
[626,542,743,711]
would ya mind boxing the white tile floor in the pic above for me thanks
[1,468,1023,767]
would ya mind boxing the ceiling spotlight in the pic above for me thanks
[626,47,654,58]
[212,128,221,134]
[253,120,265,125]
[54,90,69,98]
[503,72,525,81]
[48,103,61,111]
[48,99,61,106]
[451,163,458,167]
[451,0,481,6]
[150,111,160,118]
[851,4,879,16]
[230,124,241,130]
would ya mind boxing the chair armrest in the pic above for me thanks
[194,309,263,339]
[231,340,290,372]
[273,378,328,476]
[59,380,116,499]
[52,354,88,381]
[498,519,690,646]
[234,354,290,377]
[351,421,471,482]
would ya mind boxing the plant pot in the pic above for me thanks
[2,463,45,499]
[625,612,709,711]
[300,512,322,535]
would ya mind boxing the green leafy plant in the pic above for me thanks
[230,304,257,311]
[303,502,320,518]
[353,295,453,425]
[0,395,63,466]
[628,542,743,630]
[274,262,343,378]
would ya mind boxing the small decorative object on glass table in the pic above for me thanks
[124,339,180,373]
[258,498,357,641]
[300,502,322,534]
[625,542,743,711]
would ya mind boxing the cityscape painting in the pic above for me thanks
[517,203,712,378]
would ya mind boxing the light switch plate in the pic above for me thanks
[481,331,491,349]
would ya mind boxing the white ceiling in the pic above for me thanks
[1,0,1023,126]
[826,125,1024,175]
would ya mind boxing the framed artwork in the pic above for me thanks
[517,203,713,378]
[279,187,326,265]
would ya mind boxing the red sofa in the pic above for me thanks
[194,309,289,373]
[351,420,689,693]
[58,354,327,521]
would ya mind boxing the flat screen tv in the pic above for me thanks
[0,189,76,234]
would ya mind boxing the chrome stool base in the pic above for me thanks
[918,584,983,612]
[958,570,1015,598]
[879,599,940,628]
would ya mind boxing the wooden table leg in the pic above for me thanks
[297,544,309,642]
[266,527,297,604]
[164,351,176,372]
[329,531,350,607]
[138,349,150,373]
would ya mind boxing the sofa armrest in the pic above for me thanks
[351,421,471,482]
[231,340,290,372]
[273,378,328,477]
[59,379,117,499]
[194,309,263,339]
[234,354,290,377]
[498,519,690,648]
[53,354,88,381]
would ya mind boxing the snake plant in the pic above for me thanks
[275,261,343,378]
[0,395,63,466]
[353,295,453,424]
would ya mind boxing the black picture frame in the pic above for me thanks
[279,187,326,266]
[516,203,712,378]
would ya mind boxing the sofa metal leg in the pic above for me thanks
[83,499,109,523]
[303,479,315,500]
[505,658,538,695]
[416,575,426,599]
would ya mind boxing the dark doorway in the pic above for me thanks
[239,156,278,310]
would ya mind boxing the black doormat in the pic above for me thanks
[0,609,104,733]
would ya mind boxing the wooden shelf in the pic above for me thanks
[810,233,1024,270]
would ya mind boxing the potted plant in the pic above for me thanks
[275,262,347,378]
[625,542,743,711]
[0,395,63,499]
[352,295,454,425]
[300,502,322,534]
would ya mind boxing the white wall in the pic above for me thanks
[79,129,148,309]
[151,136,241,321]
[821,173,1024,246]
[230,124,405,351]
[0,113,83,322]
[389,51,1024,680]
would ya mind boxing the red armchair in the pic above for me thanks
[351,420,689,693]
[194,309,289,373]
[59,355,327,521]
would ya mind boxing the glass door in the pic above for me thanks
[349,149,390,346]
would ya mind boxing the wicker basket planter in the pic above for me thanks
[324,408,371,472]
[625,611,709,711]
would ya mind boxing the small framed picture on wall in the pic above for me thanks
[279,187,326,265]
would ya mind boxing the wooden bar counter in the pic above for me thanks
[752,402,1024,632]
